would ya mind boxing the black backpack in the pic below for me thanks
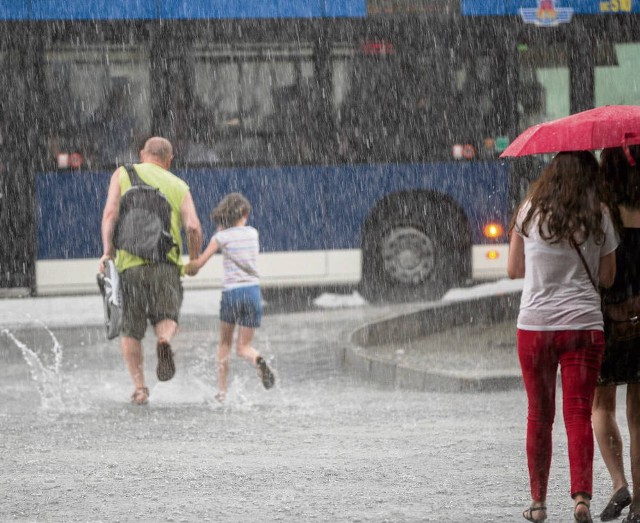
[113,164,177,262]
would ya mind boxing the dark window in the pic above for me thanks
[332,32,509,163]
[43,44,151,171]
[176,42,319,167]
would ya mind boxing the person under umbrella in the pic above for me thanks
[508,151,618,523]
[592,144,640,523]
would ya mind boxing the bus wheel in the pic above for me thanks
[359,199,470,303]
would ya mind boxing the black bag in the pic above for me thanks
[113,164,177,262]
[605,296,640,342]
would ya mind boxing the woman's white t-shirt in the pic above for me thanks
[515,202,618,331]
[213,226,260,290]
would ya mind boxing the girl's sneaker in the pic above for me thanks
[256,357,275,389]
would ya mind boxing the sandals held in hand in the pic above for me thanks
[523,506,547,522]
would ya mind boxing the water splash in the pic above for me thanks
[2,321,84,412]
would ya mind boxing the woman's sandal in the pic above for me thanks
[574,501,593,523]
[131,387,149,405]
[600,486,631,521]
[523,506,547,522]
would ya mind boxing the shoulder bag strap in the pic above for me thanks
[220,245,259,278]
[571,239,598,292]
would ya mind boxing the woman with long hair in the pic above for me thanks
[592,145,640,523]
[508,151,618,522]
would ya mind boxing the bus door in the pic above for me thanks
[0,32,36,294]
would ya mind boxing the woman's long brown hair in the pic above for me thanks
[514,151,606,245]
[601,145,640,209]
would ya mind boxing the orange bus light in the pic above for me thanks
[486,249,500,260]
[483,223,504,239]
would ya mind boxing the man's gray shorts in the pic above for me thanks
[120,263,183,340]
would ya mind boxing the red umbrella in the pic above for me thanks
[500,105,640,165]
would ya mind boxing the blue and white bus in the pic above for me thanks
[0,1,638,300]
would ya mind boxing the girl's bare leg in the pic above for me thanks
[627,384,640,513]
[236,325,275,389]
[216,321,235,398]
[593,385,627,493]
[236,326,260,364]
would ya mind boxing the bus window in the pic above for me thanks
[596,43,640,106]
[517,41,570,131]
[333,43,444,163]
[180,43,318,166]
[332,36,509,163]
[43,45,151,171]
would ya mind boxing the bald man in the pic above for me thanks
[99,137,203,405]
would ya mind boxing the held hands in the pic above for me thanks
[184,261,200,276]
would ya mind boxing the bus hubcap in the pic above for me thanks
[382,227,435,284]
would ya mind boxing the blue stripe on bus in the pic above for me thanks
[462,0,640,16]
[0,0,29,19]
[0,1,366,20]
[160,0,366,19]
[35,162,509,260]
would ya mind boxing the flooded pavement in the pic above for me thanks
[0,288,627,522]
[364,320,519,376]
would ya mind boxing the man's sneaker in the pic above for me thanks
[156,341,175,381]
[256,356,275,389]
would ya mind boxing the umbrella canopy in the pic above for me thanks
[500,105,640,158]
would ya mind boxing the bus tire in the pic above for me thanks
[359,196,471,303]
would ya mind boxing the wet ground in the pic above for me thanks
[0,290,631,522]
[365,321,520,379]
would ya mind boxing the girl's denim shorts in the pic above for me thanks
[219,285,262,328]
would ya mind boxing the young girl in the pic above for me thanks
[185,192,274,402]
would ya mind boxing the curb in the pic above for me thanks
[344,292,523,392]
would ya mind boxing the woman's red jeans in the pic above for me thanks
[517,329,604,501]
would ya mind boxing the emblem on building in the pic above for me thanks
[520,0,573,26]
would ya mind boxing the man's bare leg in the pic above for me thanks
[121,336,149,404]
[121,336,145,389]
[154,318,178,344]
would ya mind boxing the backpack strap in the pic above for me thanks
[123,164,146,187]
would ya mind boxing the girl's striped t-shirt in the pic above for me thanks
[213,226,260,290]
